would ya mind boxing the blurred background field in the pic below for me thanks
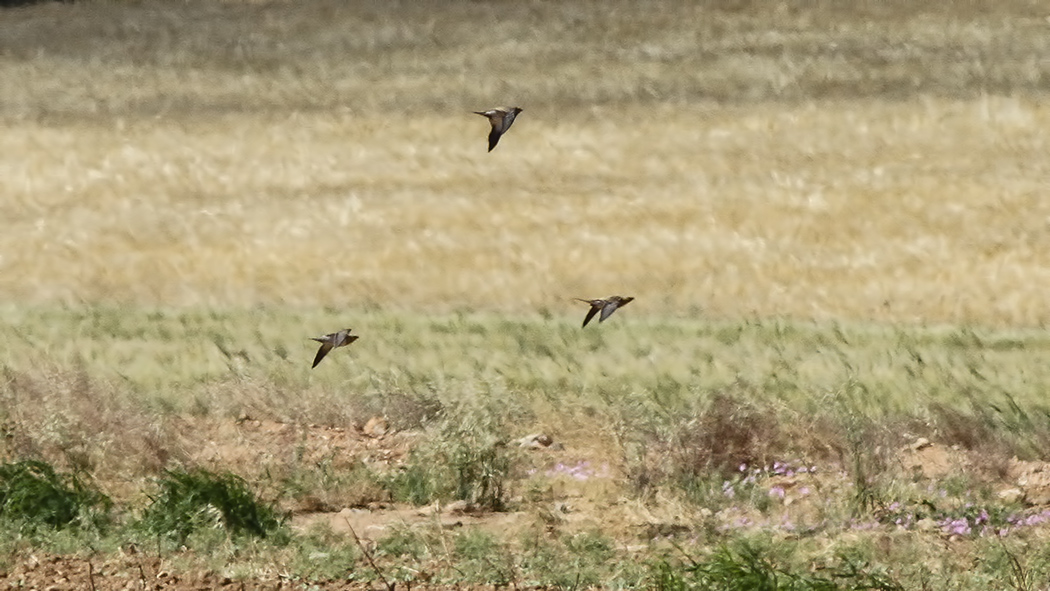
[4,0,1050,588]
[2,0,1050,324]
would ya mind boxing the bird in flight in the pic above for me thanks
[473,106,523,151]
[309,328,359,368]
[575,296,634,328]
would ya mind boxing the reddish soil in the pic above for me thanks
[0,552,510,591]
[3,419,1049,590]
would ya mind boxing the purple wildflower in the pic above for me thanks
[940,517,971,536]
[722,480,735,499]
[850,520,879,531]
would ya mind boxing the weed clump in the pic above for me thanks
[928,393,1050,465]
[674,393,784,478]
[622,390,804,502]
[0,459,111,532]
[385,409,519,511]
[651,541,904,591]
[138,467,286,544]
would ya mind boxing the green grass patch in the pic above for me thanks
[0,459,111,533]
[138,467,287,545]
[286,520,361,581]
[652,541,904,591]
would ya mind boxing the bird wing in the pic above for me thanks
[599,300,620,322]
[312,343,334,368]
[582,304,601,327]
[487,128,502,151]
[497,111,518,134]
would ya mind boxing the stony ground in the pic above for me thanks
[0,553,507,591]
[5,415,1050,590]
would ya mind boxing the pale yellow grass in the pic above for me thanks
[3,98,1050,326]
[2,0,1050,328]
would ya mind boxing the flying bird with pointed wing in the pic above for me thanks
[575,296,634,328]
[474,106,523,151]
[309,328,359,368]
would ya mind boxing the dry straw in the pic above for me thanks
[1,0,1049,327]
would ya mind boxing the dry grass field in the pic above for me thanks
[4,0,1050,589]
[3,0,1050,324]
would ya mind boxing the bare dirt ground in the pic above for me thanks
[0,552,504,591]
[201,416,635,539]
[0,416,628,590]
[4,417,1050,590]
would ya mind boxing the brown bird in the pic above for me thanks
[309,328,358,368]
[474,106,523,151]
[575,296,634,328]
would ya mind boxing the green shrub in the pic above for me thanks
[385,410,518,511]
[139,467,286,544]
[447,426,515,511]
[385,459,441,507]
[0,460,111,532]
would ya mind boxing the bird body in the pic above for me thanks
[309,328,358,368]
[575,296,634,327]
[474,106,523,151]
